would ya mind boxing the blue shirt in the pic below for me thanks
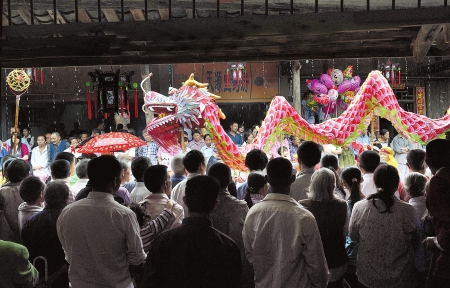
[227,132,243,146]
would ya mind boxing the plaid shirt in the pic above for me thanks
[138,141,159,165]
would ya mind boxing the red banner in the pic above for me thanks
[416,87,426,116]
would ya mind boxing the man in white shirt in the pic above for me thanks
[171,150,206,217]
[392,133,414,181]
[290,141,322,201]
[57,155,146,288]
[359,150,380,197]
[72,159,90,193]
[243,158,329,287]
[30,135,50,181]
[129,156,152,204]
[141,165,184,230]
[50,159,78,204]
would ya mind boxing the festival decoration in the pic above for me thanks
[86,81,92,120]
[6,69,32,155]
[380,59,404,89]
[225,62,248,90]
[305,65,362,120]
[77,132,145,154]
[87,69,135,119]
[142,71,450,172]
[133,83,139,118]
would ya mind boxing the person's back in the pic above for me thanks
[17,176,45,230]
[243,158,329,287]
[0,159,30,243]
[290,141,322,201]
[21,181,70,287]
[141,165,184,230]
[139,176,242,288]
[129,156,152,204]
[57,155,146,287]
[236,149,268,200]
[359,150,380,197]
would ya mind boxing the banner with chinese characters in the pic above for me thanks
[416,87,426,115]
[172,62,279,102]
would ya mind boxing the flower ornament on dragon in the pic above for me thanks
[143,71,450,172]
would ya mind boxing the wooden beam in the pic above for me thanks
[48,10,67,24]
[435,24,450,50]
[2,13,10,26]
[413,24,443,63]
[130,9,145,21]
[78,9,92,23]
[17,10,33,25]
[103,8,120,22]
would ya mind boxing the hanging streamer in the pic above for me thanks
[94,86,98,119]
[86,82,92,120]
[40,68,44,84]
[120,87,124,117]
[133,83,139,118]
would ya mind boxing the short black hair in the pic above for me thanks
[55,152,76,165]
[131,156,152,181]
[92,128,101,134]
[117,124,124,130]
[6,159,29,183]
[297,141,321,167]
[185,176,219,213]
[76,159,90,178]
[19,176,45,204]
[87,155,122,191]
[320,154,339,170]
[425,139,450,170]
[44,180,69,206]
[207,162,231,189]
[144,165,168,193]
[192,129,201,136]
[51,159,71,179]
[406,149,426,171]
[182,150,205,173]
[359,150,380,173]
[203,134,211,140]
[245,149,268,171]
[229,121,238,127]
[266,158,293,190]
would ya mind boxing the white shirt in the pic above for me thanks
[409,196,427,219]
[171,173,200,217]
[30,146,49,170]
[361,173,377,197]
[140,193,184,229]
[129,182,151,204]
[57,192,146,288]
[243,193,329,287]
[71,178,89,194]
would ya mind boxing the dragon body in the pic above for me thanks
[144,71,450,171]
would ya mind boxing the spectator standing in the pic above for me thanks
[115,159,132,205]
[21,181,70,287]
[290,141,322,201]
[71,159,90,193]
[171,150,206,217]
[139,176,242,288]
[243,173,269,209]
[208,162,253,288]
[227,121,243,146]
[358,150,380,198]
[423,139,450,287]
[353,128,371,156]
[57,155,146,287]
[200,134,218,166]
[404,172,428,219]
[398,149,428,202]
[236,149,268,200]
[288,136,301,160]
[129,157,152,204]
[187,130,205,151]
[243,158,329,287]
[349,164,419,288]
[391,133,413,181]
[170,154,186,188]
[299,168,348,287]
[338,143,355,169]
[50,159,77,204]
[137,130,159,165]
[22,127,35,149]
[0,159,30,243]
[141,165,184,232]
[18,176,45,230]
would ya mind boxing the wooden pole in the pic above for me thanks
[279,133,283,157]
[13,100,20,155]
[370,117,375,147]
[181,129,185,153]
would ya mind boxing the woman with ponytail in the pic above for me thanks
[349,163,419,288]
[243,173,268,209]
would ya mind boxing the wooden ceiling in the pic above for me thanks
[2,1,450,68]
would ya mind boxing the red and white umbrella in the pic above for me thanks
[77,132,146,154]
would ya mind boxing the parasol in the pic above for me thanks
[77,132,145,154]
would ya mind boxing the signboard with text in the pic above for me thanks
[172,62,279,102]
[416,87,426,115]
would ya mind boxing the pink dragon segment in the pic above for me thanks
[254,70,450,153]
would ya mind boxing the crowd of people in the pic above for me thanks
[0,117,449,288]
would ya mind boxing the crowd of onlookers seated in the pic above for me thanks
[1,119,449,288]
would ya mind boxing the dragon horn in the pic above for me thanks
[184,73,209,88]
[209,93,221,99]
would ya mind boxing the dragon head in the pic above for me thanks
[142,73,223,151]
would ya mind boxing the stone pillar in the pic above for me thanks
[292,60,302,116]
